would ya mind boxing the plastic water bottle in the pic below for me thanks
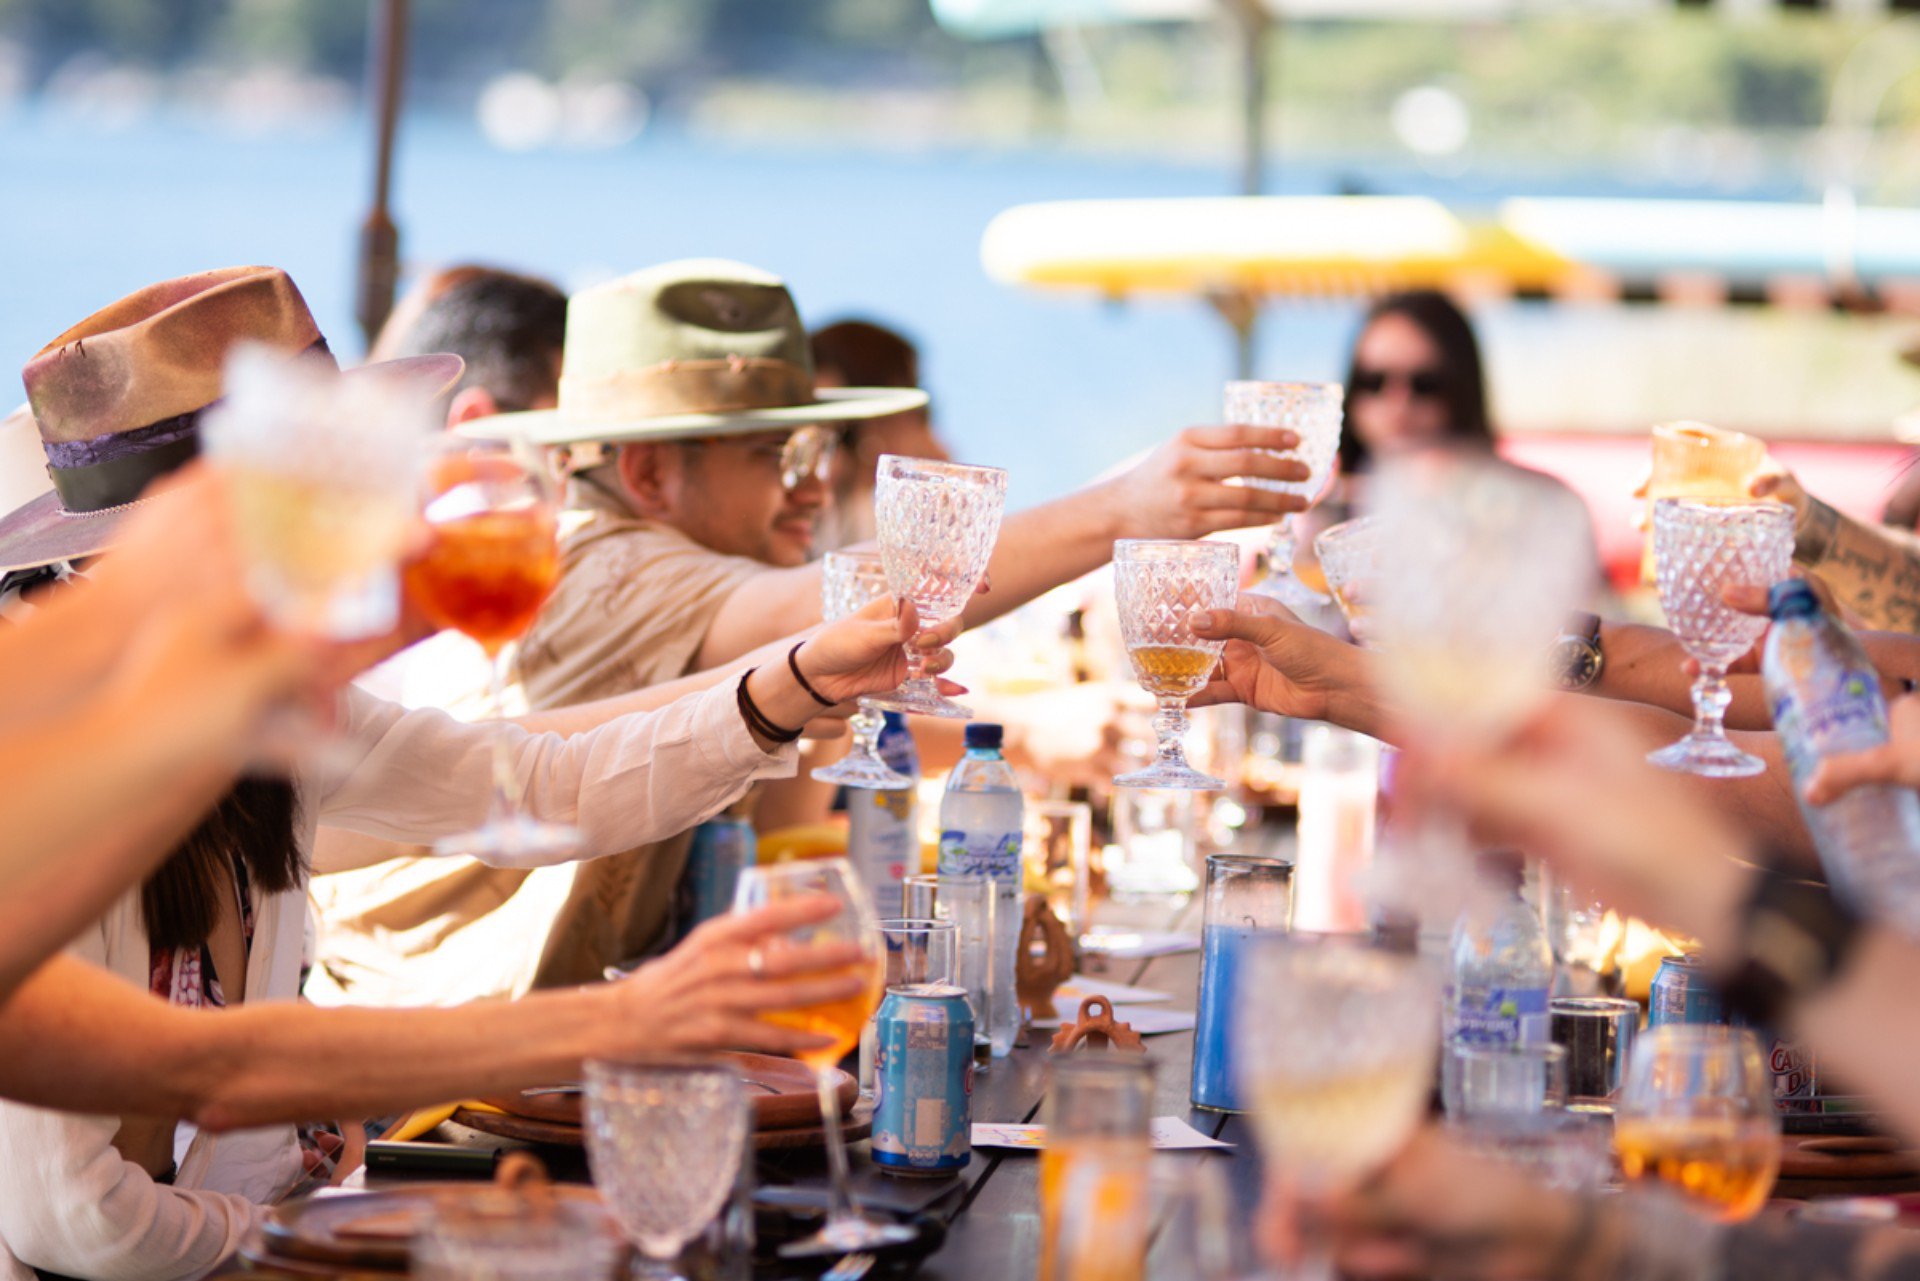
[847,713,921,912]
[1763,579,1920,928]
[938,724,1024,1057]
[1448,855,1554,1047]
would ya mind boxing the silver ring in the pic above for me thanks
[747,946,767,978]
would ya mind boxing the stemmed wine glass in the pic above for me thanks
[1366,453,1595,917]
[1613,1025,1781,1222]
[1313,516,1382,647]
[1225,381,1343,608]
[402,437,577,865]
[1236,940,1439,1281]
[1111,539,1240,791]
[811,550,909,789]
[583,1061,750,1280]
[866,455,1007,719]
[1646,499,1793,778]
[730,858,912,1253]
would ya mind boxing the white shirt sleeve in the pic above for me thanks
[311,678,796,870]
[0,919,262,1281]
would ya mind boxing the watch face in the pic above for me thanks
[1552,638,1602,690]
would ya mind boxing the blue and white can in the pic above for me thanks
[686,818,754,928]
[1649,954,1728,1028]
[871,983,973,1176]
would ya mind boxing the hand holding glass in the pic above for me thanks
[1225,381,1343,609]
[812,550,909,789]
[1112,538,1239,791]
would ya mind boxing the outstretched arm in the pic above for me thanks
[1756,468,1920,635]
[692,424,1310,668]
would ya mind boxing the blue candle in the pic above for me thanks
[1191,923,1282,1111]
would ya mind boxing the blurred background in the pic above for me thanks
[5,0,1920,515]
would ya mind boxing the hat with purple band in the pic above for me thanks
[0,266,462,575]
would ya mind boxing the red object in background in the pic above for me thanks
[1497,435,1917,594]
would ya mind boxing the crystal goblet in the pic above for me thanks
[1313,515,1382,647]
[1112,539,1239,791]
[866,455,1007,719]
[810,550,909,789]
[1225,381,1343,609]
[1646,499,1792,778]
[583,1060,749,1281]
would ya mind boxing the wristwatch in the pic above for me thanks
[1548,612,1605,692]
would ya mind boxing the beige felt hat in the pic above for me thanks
[462,258,927,447]
[0,267,461,574]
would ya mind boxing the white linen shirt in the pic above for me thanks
[0,679,793,1281]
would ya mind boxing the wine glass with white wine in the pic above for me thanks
[1236,939,1439,1281]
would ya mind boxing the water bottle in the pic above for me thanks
[847,713,921,911]
[938,724,1024,1057]
[1448,854,1554,1047]
[1763,579,1920,928]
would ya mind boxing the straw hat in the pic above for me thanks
[462,259,927,447]
[0,267,461,574]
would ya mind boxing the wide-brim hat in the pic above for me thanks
[461,258,927,448]
[0,267,461,574]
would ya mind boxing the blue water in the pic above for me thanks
[1191,922,1282,1112]
[0,109,1373,508]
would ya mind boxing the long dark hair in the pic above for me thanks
[1338,290,1495,476]
[142,777,302,953]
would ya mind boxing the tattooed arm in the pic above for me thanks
[1755,471,1920,636]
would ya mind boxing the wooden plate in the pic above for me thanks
[257,1184,616,1272]
[478,1053,854,1133]
[451,1104,873,1152]
[1781,1134,1920,1181]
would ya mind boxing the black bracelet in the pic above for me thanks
[786,642,835,708]
[736,668,802,744]
[1716,862,1862,1029]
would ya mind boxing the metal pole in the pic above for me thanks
[356,0,408,350]
[1221,0,1270,379]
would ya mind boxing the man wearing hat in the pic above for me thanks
[305,257,1311,1008]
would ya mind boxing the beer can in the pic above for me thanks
[872,983,973,1176]
[1648,954,1727,1027]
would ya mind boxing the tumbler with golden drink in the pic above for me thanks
[1040,1057,1153,1281]
[1614,1025,1780,1222]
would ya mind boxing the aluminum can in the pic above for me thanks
[685,818,754,928]
[872,983,973,1176]
[1648,954,1727,1027]
[1767,1034,1819,1113]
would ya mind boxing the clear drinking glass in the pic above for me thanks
[878,917,957,988]
[811,549,909,789]
[867,455,1008,719]
[402,436,578,866]
[1442,1040,1569,1120]
[1640,422,1769,584]
[729,858,911,1253]
[1313,515,1383,647]
[1027,800,1093,938]
[1236,939,1439,1281]
[202,344,435,639]
[1040,1057,1154,1281]
[583,1060,749,1280]
[1614,1025,1781,1222]
[1112,539,1240,791]
[412,1193,624,1281]
[903,874,995,1064]
[1646,499,1793,778]
[1224,380,1343,608]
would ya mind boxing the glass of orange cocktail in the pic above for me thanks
[731,858,906,1253]
[403,437,575,866]
[1040,1057,1153,1281]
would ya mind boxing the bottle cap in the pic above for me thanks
[964,723,1004,750]
[1768,579,1820,621]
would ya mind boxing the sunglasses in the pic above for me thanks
[1351,368,1447,400]
[689,424,842,492]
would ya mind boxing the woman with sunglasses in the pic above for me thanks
[1338,289,1496,486]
